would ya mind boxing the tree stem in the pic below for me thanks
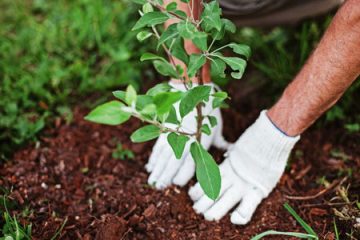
[195,71,204,142]
[149,0,205,142]
[132,111,195,136]
[193,0,204,143]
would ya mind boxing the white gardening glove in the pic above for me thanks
[146,81,231,189]
[189,110,300,224]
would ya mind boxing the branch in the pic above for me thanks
[148,0,195,24]
[193,0,204,142]
[131,110,196,137]
[195,69,204,142]
[150,25,189,89]
[147,0,200,29]
[284,177,348,201]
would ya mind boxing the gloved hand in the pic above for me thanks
[146,81,230,189]
[189,110,300,224]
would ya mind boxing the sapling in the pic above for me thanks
[85,0,250,200]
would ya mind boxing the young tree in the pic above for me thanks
[85,0,250,200]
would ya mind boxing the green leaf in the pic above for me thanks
[229,43,251,60]
[201,1,222,32]
[212,91,228,108]
[141,104,157,115]
[187,54,206,77]
[177,21,196,39]
[167,132,189,159]
[210,25,225,40]
[193,35,207,51]
[136,95,153,109]
[170,38,189,65]
[251,230,317,240]
[166,2,177,11]
[165,106,180,124]
[136,31,153,41]
[213,91,228,98]
[210,58,226,78]
[142,2,154,13]
[131,125,161,143]
[153,60,179,78]
[158,112,169,123]
[177,21,206,39]
[221,56,247,79]
[113,91,152,110]
[158,24,179,48]
[140,52,166,62]
[201,124,211,135]
[146,83,171,96]
[208,116,217,127]
[221,18,236,33]
[179,85,211,118]
[190,142,221,200]
[153,91,183,115]
[173,10,188,18]
[132,12,169,31]
[113,90,126,101]
[180,0,189,3]
[284,203,318,237]
[125,85,137,105]
[85,101,131,126]
[176,64,184,75]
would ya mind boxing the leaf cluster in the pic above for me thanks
[133,0,250,81]
[86,82,228,199]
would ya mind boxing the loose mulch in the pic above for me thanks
[1,80,359,239]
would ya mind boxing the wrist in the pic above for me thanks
[267,102,303,137]
[246,110,300,154]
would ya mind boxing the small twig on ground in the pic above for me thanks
[300,200,357,208]
[121,228,132,240]
[295,165,312,180]
[285,176,348,201]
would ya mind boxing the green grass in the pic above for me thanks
[112,142,135,160]
[251,203,319,240]
[0,0,153,158]
[333,219,340,240]
[0,195,32,240]
[0,192,70,239]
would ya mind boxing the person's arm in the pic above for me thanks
[268,0,360,136]
[189,0,360,225]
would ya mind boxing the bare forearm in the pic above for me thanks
[268,0,360,136]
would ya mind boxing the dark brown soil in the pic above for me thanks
[1,80,359,239]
